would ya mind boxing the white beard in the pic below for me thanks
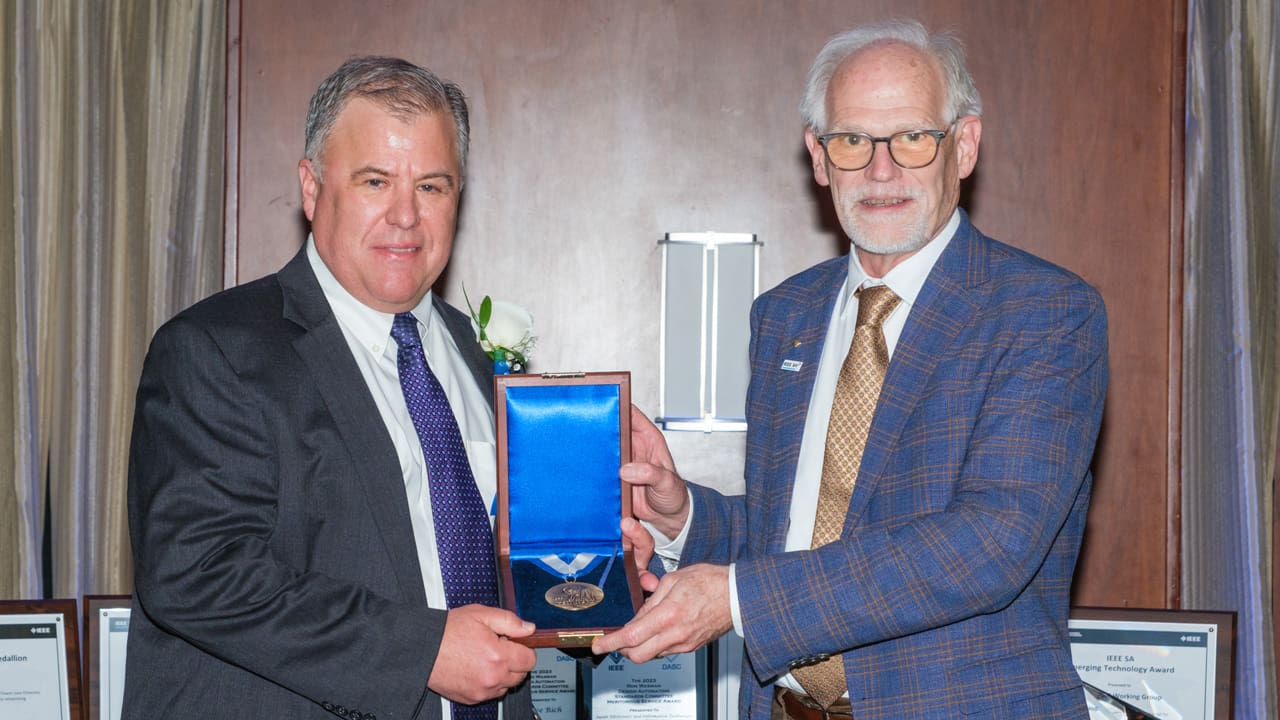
[837,188,933,257]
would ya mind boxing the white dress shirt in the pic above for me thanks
[307,238,497,717]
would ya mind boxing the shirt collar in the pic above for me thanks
[846,208,960,304]
[306,234,437,357]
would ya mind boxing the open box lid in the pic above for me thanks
[494,372,642,648]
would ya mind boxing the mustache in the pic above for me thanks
[848,187,924,204]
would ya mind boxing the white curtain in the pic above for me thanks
[1183,0,1280,717]
[0,0,224,599]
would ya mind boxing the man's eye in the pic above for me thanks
[365,178,386,188]
[900,132,926,143]
[419,183,439,193]
[840,134,866,146]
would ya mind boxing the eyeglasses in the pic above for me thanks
[816,124,953,171]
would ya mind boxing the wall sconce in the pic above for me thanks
[657,232,761,432]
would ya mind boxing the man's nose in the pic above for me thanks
[386,187,420,228]
[864,139,902,181]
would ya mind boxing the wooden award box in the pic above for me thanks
[494,372,643,648]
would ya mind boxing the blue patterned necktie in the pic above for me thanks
[391,313,502,720]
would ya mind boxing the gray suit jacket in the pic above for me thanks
[122,248,534,720]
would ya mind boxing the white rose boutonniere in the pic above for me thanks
[465,290,536,374]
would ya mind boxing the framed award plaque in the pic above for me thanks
[1069,607,1235,720]
[0,598,84,720]
[588,647,709,720]
[495,371,643,648]
[84,595,132,720]
[530,648,587,720]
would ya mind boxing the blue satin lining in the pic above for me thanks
[505,383,632,627]
[506,384,622,556]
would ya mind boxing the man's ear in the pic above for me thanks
[803,128,831,187]
[298,158,320,221]
[953,115,982,180]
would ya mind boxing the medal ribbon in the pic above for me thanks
[534,552,602,580]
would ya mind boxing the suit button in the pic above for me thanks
[789,653,831,668]
[335,706,348,717]
[322,702,335,711]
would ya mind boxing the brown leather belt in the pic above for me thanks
[774,688,854,720]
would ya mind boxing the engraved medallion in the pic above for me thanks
[545,581,604,611]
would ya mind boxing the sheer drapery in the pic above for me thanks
[1184,0,1279,717]
[0,0,41,599]
[0,0,224,599]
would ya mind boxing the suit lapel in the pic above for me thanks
[278,249,429,604]
[763,260,845,554]
[844,216,987,531]
[432,294,495,413]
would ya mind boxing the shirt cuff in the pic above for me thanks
[640,489,694,573]
[728,563,744,638]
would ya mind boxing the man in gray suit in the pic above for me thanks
[123,56,537,720]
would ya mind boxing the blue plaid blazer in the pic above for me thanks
[684,213,1107,719]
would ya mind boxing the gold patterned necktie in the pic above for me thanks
[792,284,901,708]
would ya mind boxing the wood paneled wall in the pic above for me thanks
[228,0,1185,608]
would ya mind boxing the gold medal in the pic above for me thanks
[545,580,605,611]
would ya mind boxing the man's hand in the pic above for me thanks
[428,605,537,705]
[624,407,690,539]
[620,516,660,592]
[591,563,732,662]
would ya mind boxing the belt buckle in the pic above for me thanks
[776,688,852,720]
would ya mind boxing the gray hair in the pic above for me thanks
[800,19,982,132]
[304,56,470,181]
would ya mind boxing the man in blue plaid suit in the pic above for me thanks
[595,19,1106,720]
